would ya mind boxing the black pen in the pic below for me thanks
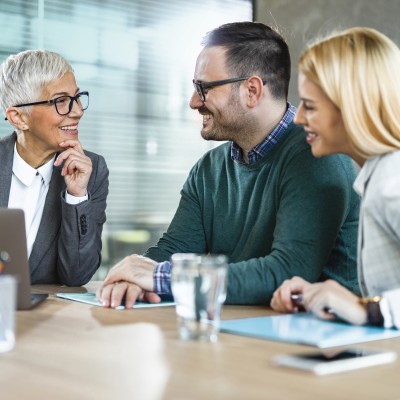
[291,294,336,316]
[290,294,304,305]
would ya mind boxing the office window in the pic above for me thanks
[0,0,253,272]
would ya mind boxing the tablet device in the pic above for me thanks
[56,292,175,309]
[272,347,397,375]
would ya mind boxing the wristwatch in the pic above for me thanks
[359,296,384,327]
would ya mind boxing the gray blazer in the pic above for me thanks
[353,152,400,297]
[0,133,109,285]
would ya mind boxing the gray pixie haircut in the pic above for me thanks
[0,49,73,114]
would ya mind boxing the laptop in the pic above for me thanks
[0,208,48,310]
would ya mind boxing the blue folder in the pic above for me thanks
[220,313,400,348]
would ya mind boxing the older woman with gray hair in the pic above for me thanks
[0,49,108,285]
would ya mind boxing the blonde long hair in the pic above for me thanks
[299,27,400,159]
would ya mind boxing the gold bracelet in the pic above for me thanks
[359,296,381,305]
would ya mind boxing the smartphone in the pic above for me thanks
[272,347,397,375]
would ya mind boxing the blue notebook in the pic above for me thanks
[56,292,175,310]
[220,313,400,348]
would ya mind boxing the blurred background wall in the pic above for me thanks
[0,0,253,276]
[4,0,398,276]
[255,0,400,105]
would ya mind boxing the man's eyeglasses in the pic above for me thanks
[193,77,250,102]
[12,91,89,116]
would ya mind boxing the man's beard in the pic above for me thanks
[200,93,250,142]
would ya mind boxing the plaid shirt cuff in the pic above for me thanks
[153,261,172,294]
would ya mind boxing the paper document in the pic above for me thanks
[220,313,400,348]
[56,292,175,310]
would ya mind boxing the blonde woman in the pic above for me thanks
[271,27,400,328]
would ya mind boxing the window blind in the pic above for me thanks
[0,0,253,268]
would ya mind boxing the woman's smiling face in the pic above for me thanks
[22,71,84,155]
[294,72,352,159]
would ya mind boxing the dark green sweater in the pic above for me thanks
[146,123,360,304]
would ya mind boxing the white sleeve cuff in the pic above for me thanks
[382,287,400,329]
[65,190,88,204]
[379,297,393,329]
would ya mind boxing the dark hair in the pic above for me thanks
[202,21,291,100]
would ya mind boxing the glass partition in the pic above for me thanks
[0,0,253,273]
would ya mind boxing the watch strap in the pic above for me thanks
[360,296,384,327]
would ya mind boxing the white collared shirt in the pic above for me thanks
[8,145,54,257]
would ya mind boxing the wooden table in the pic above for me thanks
[1,282,400,400]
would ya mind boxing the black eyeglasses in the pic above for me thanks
[12,91,89,116]
[193,77,250,101]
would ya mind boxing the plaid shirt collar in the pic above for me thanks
[231,103,296,165]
